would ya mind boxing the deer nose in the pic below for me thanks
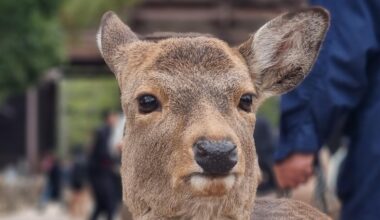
[193,139,237,175]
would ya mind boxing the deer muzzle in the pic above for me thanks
[193,139,238,176]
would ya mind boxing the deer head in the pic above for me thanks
[97,8,329,220]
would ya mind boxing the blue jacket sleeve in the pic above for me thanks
[274,0,376,161]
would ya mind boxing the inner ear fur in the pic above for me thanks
[239,7,330,97]
[97,11,138,75]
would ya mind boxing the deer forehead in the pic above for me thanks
[153,37,236,72]
[119,37,255,100]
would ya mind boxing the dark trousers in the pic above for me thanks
[89,172,118,220]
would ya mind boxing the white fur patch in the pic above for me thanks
[190,175,236,192]
[223,175,235,190]
[190,175,208,191]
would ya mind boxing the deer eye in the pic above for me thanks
[138,94,160,114]
[238,93,254,112]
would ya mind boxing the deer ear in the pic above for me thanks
[97,11,138,75]
[239,7,329,97]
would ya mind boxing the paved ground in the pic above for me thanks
[0,203,127,220]
[0,204,69,220]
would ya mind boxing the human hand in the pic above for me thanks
[116,141,123,152]
[274,153,315,189]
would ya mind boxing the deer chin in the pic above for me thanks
[188,173,238,197]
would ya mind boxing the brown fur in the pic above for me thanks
[97,7,330,220]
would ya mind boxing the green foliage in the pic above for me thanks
[60,0,138,31]
[257,97,280,128]
[60,77,120,150]
[0,0,65,101]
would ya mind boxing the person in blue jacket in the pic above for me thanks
[273,1,380,219]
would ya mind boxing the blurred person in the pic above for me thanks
[273,1,380,219]
[109,113,125,203]
[254,116,277,194]
[110,113,125,157]
[88,110,121,220]
[70,146,88,195]
[39,151,63,209]
[69,146,89,218]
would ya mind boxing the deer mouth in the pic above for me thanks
[187,173,237,196]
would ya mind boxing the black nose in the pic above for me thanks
[193,139,237,175]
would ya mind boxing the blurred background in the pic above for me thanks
[0,0,341,219]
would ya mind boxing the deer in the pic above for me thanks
[96,7,330,220]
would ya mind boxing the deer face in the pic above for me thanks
[97,8,329,219]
